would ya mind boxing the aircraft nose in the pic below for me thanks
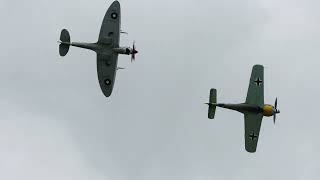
[133,49,138,54]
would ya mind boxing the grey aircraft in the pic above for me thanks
[206,64,280,153]
[58,1,138,97]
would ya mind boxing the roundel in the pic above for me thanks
[104,79,112,85]
[111,12,118,19]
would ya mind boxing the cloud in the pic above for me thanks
[0,0,319,179]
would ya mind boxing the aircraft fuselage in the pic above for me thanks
[216,103,277,117]
[62,41,134,56]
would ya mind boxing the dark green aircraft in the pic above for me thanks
[58,1,138,97]
[206,64,280,153]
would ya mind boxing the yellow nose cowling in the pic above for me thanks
[263,105,274,116]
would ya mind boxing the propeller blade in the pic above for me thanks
[131,51,135,62]
[131,41,137,62]
[273,97,279,124]
[273,114,276,124]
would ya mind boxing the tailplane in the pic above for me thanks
[59,29,71,56]
[206,88,217,119]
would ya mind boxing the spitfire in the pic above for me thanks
[206,64,280,153]
[58,1,138,97]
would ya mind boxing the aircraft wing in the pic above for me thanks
[96,1,121,97]
[97,53,118,97]
[245,65,264,107]
[244,113,263,153]
[98,1,121,46]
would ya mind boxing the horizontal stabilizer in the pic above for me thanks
[60,29,70,42]
[208,88,217,119]
[59,29,70,56]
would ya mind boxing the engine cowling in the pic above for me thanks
[112,47,131,55]
[125,48,131,55]
[262,105,274,116]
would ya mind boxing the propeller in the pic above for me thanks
[131,41,138,62]
[273,98,280,124]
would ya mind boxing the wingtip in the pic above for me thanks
[253,64,264,69]
[245,147,257,153]
[112,0,120,6]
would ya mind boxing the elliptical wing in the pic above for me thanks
[96,1,121,97]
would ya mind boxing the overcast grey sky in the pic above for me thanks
[1,0,320,179]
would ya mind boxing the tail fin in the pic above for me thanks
[59,29,71,56]
[207,88,217,119]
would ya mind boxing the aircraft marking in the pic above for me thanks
[111,12,118,19]
[104,79,112,85]
[254,78,263,86]
[249,132,258,141]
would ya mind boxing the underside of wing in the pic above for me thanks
[244,113,263,153]
[97,53,118,97]
[98,1,121,46]
[245,64,264,107]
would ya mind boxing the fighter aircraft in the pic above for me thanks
[58,1,138,97]
[205,64,280,152]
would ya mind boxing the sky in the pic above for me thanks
[1,0,320,179]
